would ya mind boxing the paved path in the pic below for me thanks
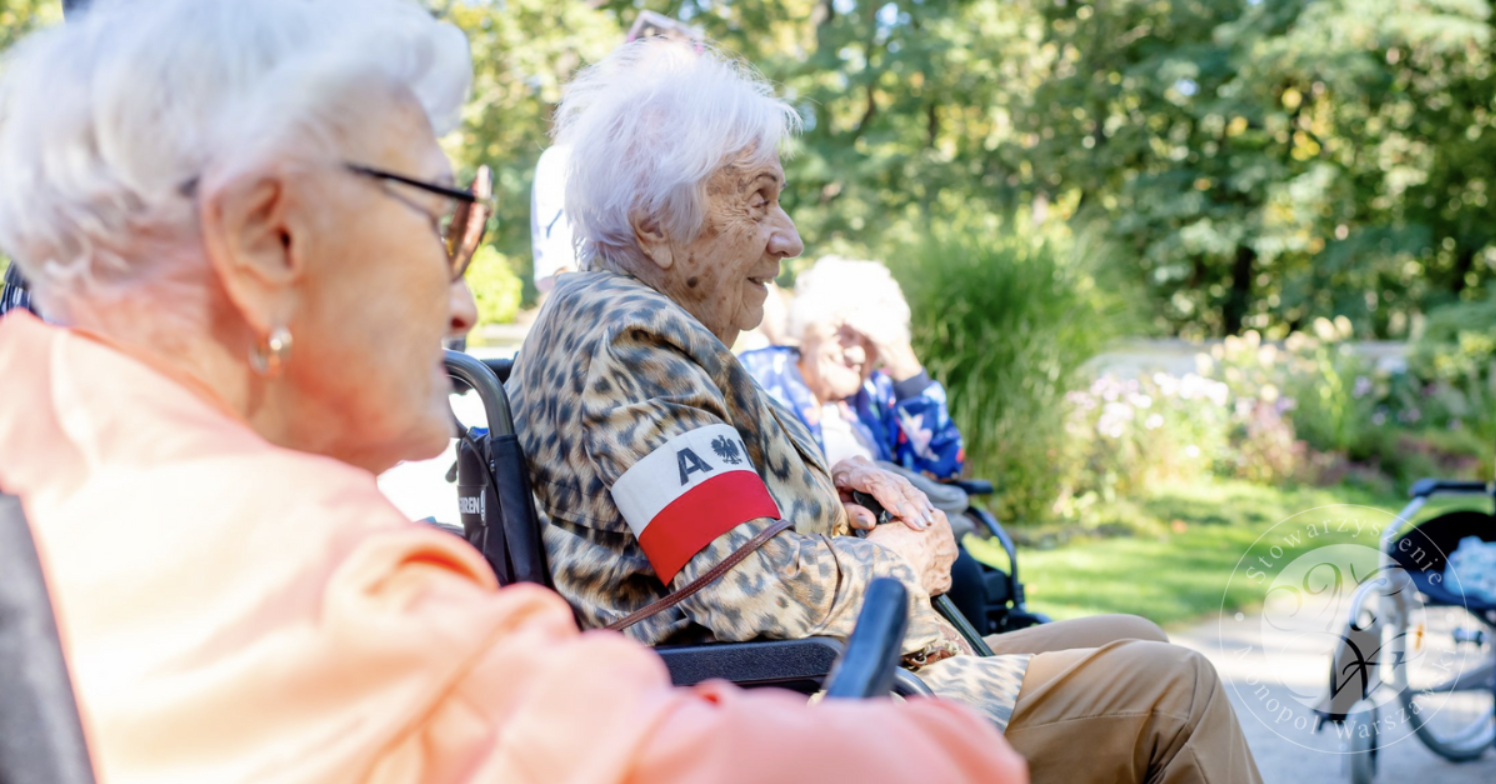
[1172,609,1495,783]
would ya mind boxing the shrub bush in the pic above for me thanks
[1057,372,1233,524]
[888,217,1136,524]
[466,245,523,328]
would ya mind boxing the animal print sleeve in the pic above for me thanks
[581,324,945,651]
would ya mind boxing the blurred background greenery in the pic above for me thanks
[5,0,1496,621]
[5,0,1492,338]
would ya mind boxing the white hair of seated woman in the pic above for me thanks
[787,256,912,348]
[554,40,801,273]
[0,0,470,321]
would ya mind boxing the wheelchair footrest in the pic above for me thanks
[656,637,845,688]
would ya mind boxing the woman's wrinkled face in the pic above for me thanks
[658,152,803,344]
[797,320,868,403]
[281,91,475,472]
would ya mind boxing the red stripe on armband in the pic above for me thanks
[636,471,781,583]
[610,424,784,584]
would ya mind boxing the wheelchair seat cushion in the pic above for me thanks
[1391,510,1496,611]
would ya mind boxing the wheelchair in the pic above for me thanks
[944,479,1051,635]
[440,351,1040,694]
[1316,478,1496,783]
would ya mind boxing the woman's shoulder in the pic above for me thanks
[523,271,729,381]
[548,270,682,327]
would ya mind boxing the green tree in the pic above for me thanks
[436,0,619,296]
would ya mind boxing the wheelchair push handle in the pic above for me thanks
[824,578,910,699]
[444,350,513,437]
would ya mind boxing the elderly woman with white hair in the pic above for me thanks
[0,2,1030,783]
[509,39,1262,784]
[741,256,967,503]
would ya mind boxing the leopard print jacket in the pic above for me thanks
[508,270,1029,730]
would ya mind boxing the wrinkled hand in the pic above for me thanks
[866,510,958,596]
[841,320,922,383]
[832,456,936,531]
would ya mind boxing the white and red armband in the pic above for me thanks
[609,424,783,584]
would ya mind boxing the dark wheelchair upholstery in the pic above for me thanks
[0,491,98,784]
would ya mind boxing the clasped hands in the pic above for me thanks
[831,455,957,596]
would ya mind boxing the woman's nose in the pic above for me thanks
[448,280,478,339]
[768,209,804,260]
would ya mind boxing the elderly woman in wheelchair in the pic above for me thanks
[509,39,1263,784]
[739,255,1020,629]
[0,1,1029,782]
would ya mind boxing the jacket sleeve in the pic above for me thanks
[580,325,948,652]
[320,524,1026,784]
[883,372,965,480]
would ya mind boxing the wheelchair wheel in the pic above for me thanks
[1345,704,1377,784]
[1398,604,1495,762]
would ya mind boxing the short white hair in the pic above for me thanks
[788,256,911,346]
[553,40,800,272]
[0,0,470,314]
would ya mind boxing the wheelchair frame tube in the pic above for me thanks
[444,350,513,437]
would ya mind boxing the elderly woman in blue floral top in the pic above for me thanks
[740,257,967,513]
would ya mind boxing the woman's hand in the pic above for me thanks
[865,510,958,596]
[841,320,922,383]
[870,339,923,383]
[832,456,936,531]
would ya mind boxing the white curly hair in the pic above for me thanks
[0,0,471,319]
[787,256,911,347]
[552,39,801,273]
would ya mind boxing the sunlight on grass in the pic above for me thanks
[967,478,1488,628]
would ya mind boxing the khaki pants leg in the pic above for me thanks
[1003,640,1262,784]
[985,614,1168,655]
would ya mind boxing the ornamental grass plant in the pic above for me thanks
[889,217,1138,524]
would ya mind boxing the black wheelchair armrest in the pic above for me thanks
[825,578,908,699]
[1408,478,1489,499]
[945,478,994,496]
[656,637,844,690]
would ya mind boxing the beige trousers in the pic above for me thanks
[986,616,1264,784]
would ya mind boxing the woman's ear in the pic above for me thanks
[630,210,674,270]
[199,169,305,336]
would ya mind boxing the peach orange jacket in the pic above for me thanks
[0,312,1025,784]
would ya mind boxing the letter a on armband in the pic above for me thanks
[610,424,782,584]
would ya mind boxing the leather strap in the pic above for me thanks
[606,519,794,632]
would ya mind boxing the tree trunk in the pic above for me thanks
[1223,245,1256,335]
[1451,245,1476,295]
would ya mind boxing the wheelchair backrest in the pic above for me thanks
[444,352,553,589]
[0,492,98,784]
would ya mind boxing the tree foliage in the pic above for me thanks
[594,0,1496,338]
[2,0,1493,336]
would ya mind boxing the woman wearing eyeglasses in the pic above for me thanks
[0,1,1025,783]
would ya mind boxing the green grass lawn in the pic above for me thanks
[966,478,1488,629]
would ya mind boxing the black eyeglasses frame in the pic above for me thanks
[345,163,495,281]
